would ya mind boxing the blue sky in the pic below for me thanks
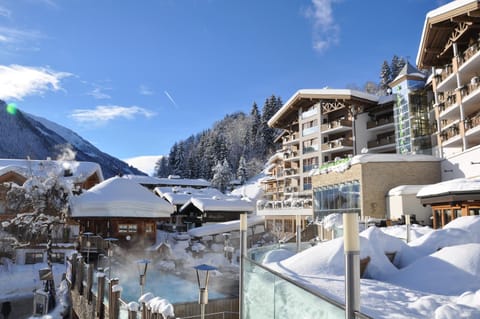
[0,0,443,160]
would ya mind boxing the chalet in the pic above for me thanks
[70,176,173,248]
[178,196,255,229]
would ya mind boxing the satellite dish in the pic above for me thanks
[361,148,369,154]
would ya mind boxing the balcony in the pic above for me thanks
[302,126,319,137]
[366,117,394,130]
[283,133,300,145]
[283,150,300,161]
[464,113,480,145]
[462,78,480,116]
[302,144,319,155]
[440,123,461,147]
[301,108,318,119]
[321,138,353,153]
[367,134,395,149]
[321,119,352,134]
[436,64,456,92]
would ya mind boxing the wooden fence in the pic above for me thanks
[67,253,239,319]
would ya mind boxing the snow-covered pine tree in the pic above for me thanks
[390,55,406,81]
[236,156,248,185]
[379,60,392,93]
[211,159,232,193]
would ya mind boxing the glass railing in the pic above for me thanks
[243,257,345,319]
[302,126,319,136]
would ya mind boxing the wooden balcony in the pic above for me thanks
[321,138,353,151]
[367,135,395,149]
[321,119,352,132]
[366,117,394,130]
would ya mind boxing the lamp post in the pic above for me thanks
[136,259,150,298]
[343,213,360,319]
[193,264,217,319]
[405,214,411,243]
[239,213,248,319]
[83,232,94,264]
[104,237,118,279]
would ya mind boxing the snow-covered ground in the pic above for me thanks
[2,216,480,318]
[264,215,480,318]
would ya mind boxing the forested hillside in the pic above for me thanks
[154,95,282,190]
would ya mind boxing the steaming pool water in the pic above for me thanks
[105,267,227,304]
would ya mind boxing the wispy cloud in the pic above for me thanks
[0,6,12,18]
[164,90,178,108]
[87,87,111,100]
[139,84,154,96]
[70,105,156,124]
[0,26,43,53]
[0,64,71,100]
[304,0,340,53]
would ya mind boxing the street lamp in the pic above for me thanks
[193,264,217,319]
[136,259,150,298]
[83,232,94,264]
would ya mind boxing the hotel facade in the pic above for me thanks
[259,0,480,230]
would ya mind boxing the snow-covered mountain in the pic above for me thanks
[0,100,145,178]
[123,155,163,176]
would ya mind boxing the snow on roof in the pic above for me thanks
[417,178,480,198]
[181,196,255,213]
[0,158,103,183]
[268,88,379,127]
[71,176,173,218]
[388,185,429,196]
[154,187,225,205]
[390,61,426,85]
[188,215,265,237]
[350,153,441,165]
[123,174,211,187]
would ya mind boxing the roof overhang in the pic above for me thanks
[267,89,379,128]
[420,193,480,205]
[417,0,480,69]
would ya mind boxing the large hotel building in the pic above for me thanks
[259,0,480,234]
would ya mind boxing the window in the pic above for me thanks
[313,181,360,219]
[145,223,154,233]
[118,224,138,233]
[26,252,44,264]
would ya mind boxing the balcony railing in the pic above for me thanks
[321,138,353,151]
[440,124,460,142]
[303,144,319,154]
[367,135,395,148]
[321,119,352,131]
[366,117,394,129]
[301,108,318,119]
[283,134,299,144]
[465,113,480,131]
[302,126,319,136]
[438,91,457,108]
[460,39,480,66]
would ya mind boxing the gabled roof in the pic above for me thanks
[417,0,480,69]
[268,89,379,128]
[154,187,224,206]
[179,196,255,213]
[389,62,426,87]
[71,176,173,218]
[0,159,103,185]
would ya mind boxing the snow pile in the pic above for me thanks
[322,213,343,231]
[263,216,480,318]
